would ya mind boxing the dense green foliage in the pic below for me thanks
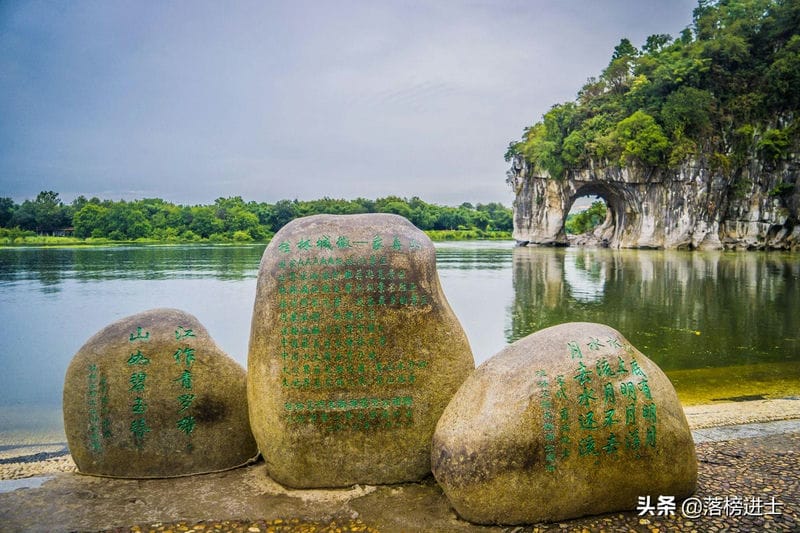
[565,201,608,234]
[506,0,800,179]
[0,192,512,243]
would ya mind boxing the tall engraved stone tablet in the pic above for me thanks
[63,308,258,478]
[432,322,697,525]
[248,214,474,487]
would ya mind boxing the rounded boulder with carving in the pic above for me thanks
[63,308,258,478]
[432,322,696,525]
[248,214,474,487]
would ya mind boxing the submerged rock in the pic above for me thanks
[432,322,696,525]
[248,213,474,487]
[63,308,258,478]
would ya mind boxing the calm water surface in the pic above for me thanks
[0,242,797,438]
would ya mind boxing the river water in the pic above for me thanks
[0,242,797,440]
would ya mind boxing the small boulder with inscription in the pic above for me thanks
[63,308,258,478]
[248,213,474,487]
[432,322,696,525]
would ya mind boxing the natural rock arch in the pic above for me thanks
[564,183,623,247]
[506,155,799,250]
[507,160,657,249]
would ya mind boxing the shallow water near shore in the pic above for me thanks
[0,242,797,440]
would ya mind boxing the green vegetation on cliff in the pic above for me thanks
[506,0,799,180]
[0,192,512,244]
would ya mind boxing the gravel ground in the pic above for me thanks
[1,400,797,532]
[92,431,799,533]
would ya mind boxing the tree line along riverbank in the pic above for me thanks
[0,192,512,245]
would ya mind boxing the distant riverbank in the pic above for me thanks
[0,229,512,247]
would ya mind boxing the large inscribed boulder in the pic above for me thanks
[63,308,258,478]
[248,214,474,487]
[432,322,696,525]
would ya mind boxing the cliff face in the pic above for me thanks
[507,155,800,250]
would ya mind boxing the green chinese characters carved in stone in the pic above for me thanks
[86,364,102,453]
[127,327,151,448]
[535,369,557,472]
[273,235,428,432]
[283,395,414,431]
[173,327,197,445]
[535,335,659,472]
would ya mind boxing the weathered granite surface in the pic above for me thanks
[247,214,474,488]
[432,322,697,525]
[63,308,258,478]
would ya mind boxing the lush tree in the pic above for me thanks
[514,104,582,179]
[661,86,715,138]
[507,0,799,181]
[757,128,792,161]
[603,39,638,94]
[614,111,670,166]
[73,203,109,238]
[642,33,673,55]
[377,199,413,219]
[268,200,297,231]
[8,191,70,234]
[102,202,151,240]
[2,192,513,241]
[0,197,16,227]
[10,201,37,231]
[476,202,513,231]
[765,34,800,112]
[71,195,89,211]
[188,206,223,238]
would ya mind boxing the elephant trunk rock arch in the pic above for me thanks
[506,155,800,250]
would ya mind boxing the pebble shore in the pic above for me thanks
[0,454,76,481]
[95,432,799,532]
[1,399,798,532]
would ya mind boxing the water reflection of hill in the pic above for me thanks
[509,247,799,372]
[0,243,796,407]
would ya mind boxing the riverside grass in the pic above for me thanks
[1,230,512,246]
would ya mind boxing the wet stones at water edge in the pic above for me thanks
[432,322,697,525]
[248,214,474,488]
[63,308,258,478]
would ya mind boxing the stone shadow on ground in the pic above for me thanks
[0,431,797,532]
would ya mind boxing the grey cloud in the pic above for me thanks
[0,0,696,205]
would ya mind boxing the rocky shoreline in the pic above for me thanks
[1,398,798,532]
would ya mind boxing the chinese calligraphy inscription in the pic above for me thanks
[63,308,257,478]
[432,322,697,525]
[248,214,474,487]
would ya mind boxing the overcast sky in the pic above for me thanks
[0,0,697,206]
